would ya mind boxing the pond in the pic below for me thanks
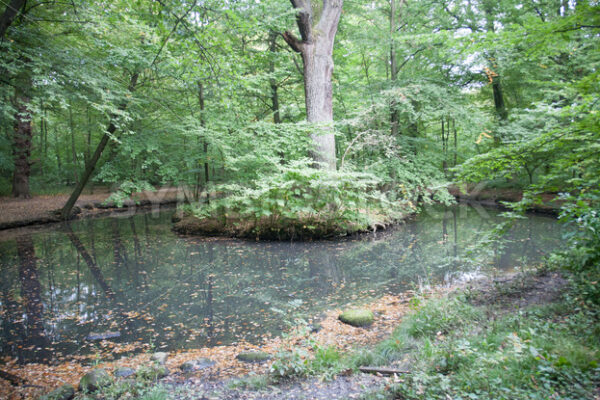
[0,204,563,365]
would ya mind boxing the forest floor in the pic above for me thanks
[0,188,180,230]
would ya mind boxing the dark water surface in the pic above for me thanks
[0,205,562,364]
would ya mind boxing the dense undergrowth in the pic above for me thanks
[175,158,453,239]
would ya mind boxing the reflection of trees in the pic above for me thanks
[66,225,115,300]
[0,207,564,362]
[65,224,146,343]
[16,234,50,362]
[0,262,25,359]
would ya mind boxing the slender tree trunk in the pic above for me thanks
[61,73,138,219]
[269,31,282,124]
[390,0,399,136]
[69,105,79,185]
[12,84,33,198]
[453,118,457,167]
[483,3,508,146]
[196,81,210,203]
[54,128,62,172]
[283,0,343,170]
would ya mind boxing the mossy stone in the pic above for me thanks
[338,309,374,327]
[39,384,75,400]
[180,358,216,372]
[150,352,168,365]
[236,351,271,363]
[79,369,112,393]
[113,367,135,378]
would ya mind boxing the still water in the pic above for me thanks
[0,205,562,364]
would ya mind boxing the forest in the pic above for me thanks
[0,0,599,399]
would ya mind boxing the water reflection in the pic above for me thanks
[0,205,562,364]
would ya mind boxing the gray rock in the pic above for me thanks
[180,358,216,372]
[79,369,112,393]
[113,367,135,378]
[150,352,168,365]
[236,351,272,363]
[38,384,75,400]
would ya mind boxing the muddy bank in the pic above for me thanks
[0,188,180,231]
[448,185,563,215]
[171,213,384,240]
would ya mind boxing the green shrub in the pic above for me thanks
[405,296,481,338]
[189,160,412,239]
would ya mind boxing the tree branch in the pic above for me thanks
[282,30,303,53]
[289,0,312,43]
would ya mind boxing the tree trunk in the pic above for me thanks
[0,0,26,39]
[283,0,343,170]
[61,72,139,219]
[12,86,33,198]
[69,105,79,185]
[303,40,337,169]
[269,31,281,124]
[483,3,508,146]
[196,81,210,203]
[390,0,399,136]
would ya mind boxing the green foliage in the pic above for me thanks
[190,159,412,238]
[405,296,482,338]
[269,344,348,382]
[363,285,600,400]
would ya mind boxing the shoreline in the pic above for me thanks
[0,278,457,399]
[0,188,181,232]
[0,186,562,233]
[1,268,571,399]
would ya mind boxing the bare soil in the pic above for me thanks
[0,188,180,230]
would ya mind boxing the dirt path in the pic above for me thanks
[0,188,180,230]
[170,374,386,400]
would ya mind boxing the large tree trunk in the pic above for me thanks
[0,0,26,39]
[283,0,343,170]
[12,87,33,198]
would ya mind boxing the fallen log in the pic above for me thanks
[0,370,26,386]
[359,366,411,375]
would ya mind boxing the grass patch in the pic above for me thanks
[360,278,600,400]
